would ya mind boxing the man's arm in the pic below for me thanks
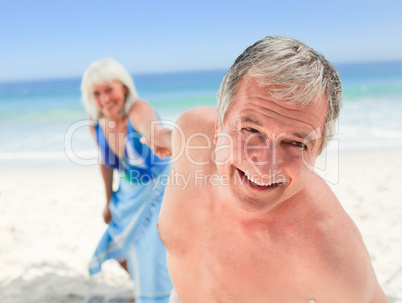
[313,229,388,303]
[158,107,216,252]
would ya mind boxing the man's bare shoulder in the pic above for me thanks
[302,174,387,302]
[175,107,216,135]
[171,107,216,170]
[304,173,362,249]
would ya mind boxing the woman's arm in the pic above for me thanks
[129,99,172,158]
[89,122,114,224]
[99,163,113,224]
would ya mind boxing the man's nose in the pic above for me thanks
[246,142,283,172]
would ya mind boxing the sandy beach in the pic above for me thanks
[0,148,401,302]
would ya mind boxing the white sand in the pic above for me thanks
[0,163,132,303]
[0,149,401,302]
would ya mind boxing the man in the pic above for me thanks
[158,36,388,302]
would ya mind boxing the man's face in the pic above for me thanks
[214,78,327,213]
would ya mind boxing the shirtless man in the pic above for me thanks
[158,36,388,303]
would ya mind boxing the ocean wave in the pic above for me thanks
[0,150,97,160]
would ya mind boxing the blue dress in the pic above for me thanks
[89,118,173,303]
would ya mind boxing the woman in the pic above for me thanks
[81,58,173,302]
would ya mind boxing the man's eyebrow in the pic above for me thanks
[293,132,307,139]
[292,132,317,144]
[240,116,264,126]
[240,117,320,144]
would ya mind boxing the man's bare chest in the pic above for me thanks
[196,223,315,302]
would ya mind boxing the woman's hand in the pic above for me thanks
[103,205,112,224]
[129,100,173,158]
[140,127,172,158]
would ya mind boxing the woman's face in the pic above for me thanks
[92,80,128,118]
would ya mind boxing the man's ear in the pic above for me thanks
[214,109,219,145]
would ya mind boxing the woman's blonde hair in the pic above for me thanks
[81,58,138,120]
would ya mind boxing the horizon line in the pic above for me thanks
[1,59,402,85]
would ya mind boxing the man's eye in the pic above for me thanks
[291,141,307,149]
[243,127,260,134]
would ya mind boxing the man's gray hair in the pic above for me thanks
[81,58,138,120]
[217,36,342,150]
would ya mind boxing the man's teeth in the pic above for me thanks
[244,173,278,187]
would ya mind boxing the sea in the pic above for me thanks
[1,62,402,170]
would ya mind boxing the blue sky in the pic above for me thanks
[1,0,402,82]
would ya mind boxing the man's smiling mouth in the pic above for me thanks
[236,168,284,188]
